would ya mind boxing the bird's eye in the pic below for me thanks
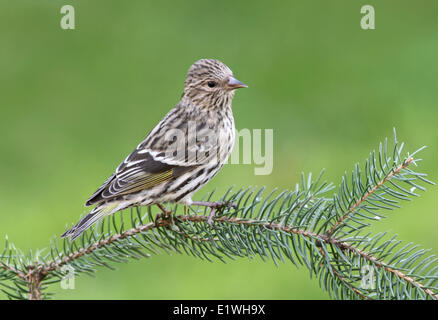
[207,81,217,88]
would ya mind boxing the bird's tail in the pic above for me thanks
[61,202,123,241]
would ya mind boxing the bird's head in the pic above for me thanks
[182,59,247,109]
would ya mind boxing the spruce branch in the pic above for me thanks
[0,130,437,300]
[326,156,415,237]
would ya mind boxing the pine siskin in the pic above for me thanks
[62,59,247,240]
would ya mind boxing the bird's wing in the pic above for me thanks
[85,149,197,206]
[86,105,231,206]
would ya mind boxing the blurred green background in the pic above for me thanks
[1,0,437,299]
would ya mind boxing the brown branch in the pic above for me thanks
[325,157,414,236]
[25,267,43,300]
[0,260,26,279]
[0,261,44,299]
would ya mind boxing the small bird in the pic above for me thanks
[62,59,247,240]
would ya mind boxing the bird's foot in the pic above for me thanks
[190,201,237,226]
[155,203,172,226]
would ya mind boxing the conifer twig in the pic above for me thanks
[0,131,436,300]
[326,157,414,236]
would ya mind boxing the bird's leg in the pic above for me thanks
[155,203,172,225]
[190,201,237,226]
[156,203,171,215]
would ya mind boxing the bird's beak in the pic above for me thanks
[227,76,248,89]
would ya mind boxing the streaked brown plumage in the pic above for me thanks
[62,59,247,240]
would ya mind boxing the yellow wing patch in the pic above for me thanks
[117,169,174,196]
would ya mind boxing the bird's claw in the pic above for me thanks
[205,201,237,226]
[155,203,172,226]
